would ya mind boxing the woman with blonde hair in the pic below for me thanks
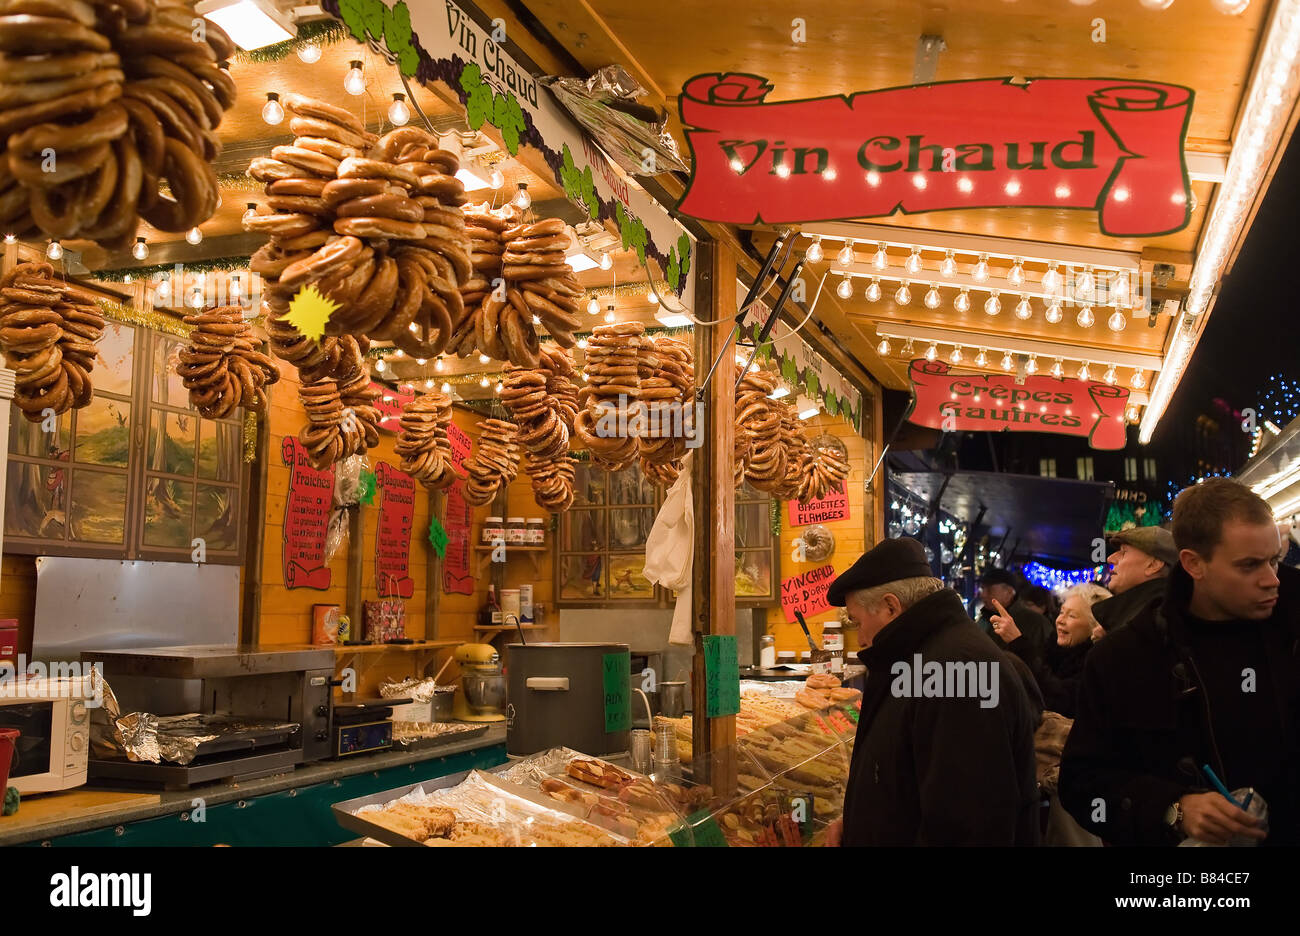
[990,581,1111,718]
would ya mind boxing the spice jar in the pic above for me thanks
[506,517,526,545]
[483,516,504,546]
[822,622,845,674]
[526,517,546,546]
[759,635,776,669]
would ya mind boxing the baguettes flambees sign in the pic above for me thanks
[906,360,1131,450]
[676,75,1193,237]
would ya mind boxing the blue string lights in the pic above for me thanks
[1020,560,1104,590]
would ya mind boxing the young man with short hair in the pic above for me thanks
[1060,478,1300,845]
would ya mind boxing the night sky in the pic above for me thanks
[1150,132,1300,447]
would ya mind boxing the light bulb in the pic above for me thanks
[902,340,914,357]
[598,252,612,271]
[187,288,203,308]
[576,338,587,350]
[949,346,963,364]
[924,285,941,309]
[495,382,503,394]
[480,376,490,388]
[344,60,365,96]
[1140,0,1174,8]
[1001,351,1014,371]
[804,237,824,263]
[1077,306,1095,328]
[1210,0,1250,13]
[243,202,258,222]
[478,353,490,364]
[953,289,971,313]
[489,167,505,189]
[1008,260,1024,286]
[1107,310,1127,332]
[876,337,891,355]
[1025,355,1038,375]
[1111,272,1130,307]
[1042,262,1062,293]
[864,278,881,302]
[297,41,321,63]
[123,273,132,284]
[435,357,445,372]
[837,240,855,266]
[587,297,600,315]
[1078,362,1091,381]
[894,282,911,305]
[512,183,531,210]
[940,250,956,277]
[984,291,1001,316]
[1077,266,1096,299]
[975,349,988,367]
[836,277,853,300]
[647,288,659,304]
[905,248,922,274]
[425,379,434,389]
[1104,365,1117,385]
[388,93,410,126]
[441,382,451,394]
[155,278,169,298]
[186,226,203,245]
[531,314,541,325]
[416,358,426,366]
[1015,295,1032,319]
[1045,302,1063,324]
[605,307,615,323]
[392,348,404,358]
[1050,358,1064,378]
[1126,405,1140,422]
[1131,370,1146,389]
[872,243,888,270]
[924,342,937,362]
[973,254,990,282]
[3,233,14,244]
[261,92,284,125]
[46,240,61,259]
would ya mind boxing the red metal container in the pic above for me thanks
[0,728,18,794]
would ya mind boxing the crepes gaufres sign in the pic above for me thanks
[906,360,1130,450]
[677,75,1193,237]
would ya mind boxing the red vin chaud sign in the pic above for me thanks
[906,360,1131,450]
[676,74,1193,237]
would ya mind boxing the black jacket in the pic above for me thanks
[1005,634,1091,718]
[843,588,1042,846]
[1091,576,1166,636]
[1060,564,1300,845]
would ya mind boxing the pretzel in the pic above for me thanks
[395,391,457,489]
[141,135,217,231]
[282,91,367,136]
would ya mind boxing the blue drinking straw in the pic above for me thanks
[1200,763,1243,808]
[1241,791,1254,810]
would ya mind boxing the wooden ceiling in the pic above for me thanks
[515,0,1281,401]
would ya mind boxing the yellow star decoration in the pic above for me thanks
[285,284,338,344]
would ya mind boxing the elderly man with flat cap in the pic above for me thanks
[826,537,1042,847]
[1090,526,1177,637]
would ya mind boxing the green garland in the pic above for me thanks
[770,498,781,537]
[231,19,352,64]
[94,256,252,282]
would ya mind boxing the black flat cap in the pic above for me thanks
[827,537,934,606]
[978,567,1017,587]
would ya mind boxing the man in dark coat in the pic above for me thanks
[977,568,1052,657]
[1060,479,1300,845]
[1091,526,1176,637]
[826,537,1042,846]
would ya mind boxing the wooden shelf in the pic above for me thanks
[471,544,548,575]
[331,640,461,654]
[473,623,547,632]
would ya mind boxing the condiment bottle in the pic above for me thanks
[822,622,845,674]
[483,516,504,546]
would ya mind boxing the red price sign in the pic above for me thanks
[446,421,471,477]
[375,462,416,598]
[372,381,417,435]
[788,481,848,527]
[780,563,835,623]
[281,437,334,590]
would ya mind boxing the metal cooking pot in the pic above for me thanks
[430,686,455,721]
[658,681,686,718]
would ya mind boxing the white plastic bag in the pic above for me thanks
[643,452,694,645]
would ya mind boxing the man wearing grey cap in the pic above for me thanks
[824,537,1041,847]
[1091,527,1177,637]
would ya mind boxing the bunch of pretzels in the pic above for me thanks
[636,335,694,482]
[499,346,579,461]
[774,410,810,500]
[574,322,644,471]
[395,391,456,489]
[445,203,511,356]
[0,0,235,246]
[0,260,102,419]
[795,440,850,503]
[460,416,519,507]
[177,306,278,419]
[735,368,788,494]
[296,377,379,471]
[527,451,576,512]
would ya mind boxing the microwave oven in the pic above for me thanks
[0,678,92,793]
